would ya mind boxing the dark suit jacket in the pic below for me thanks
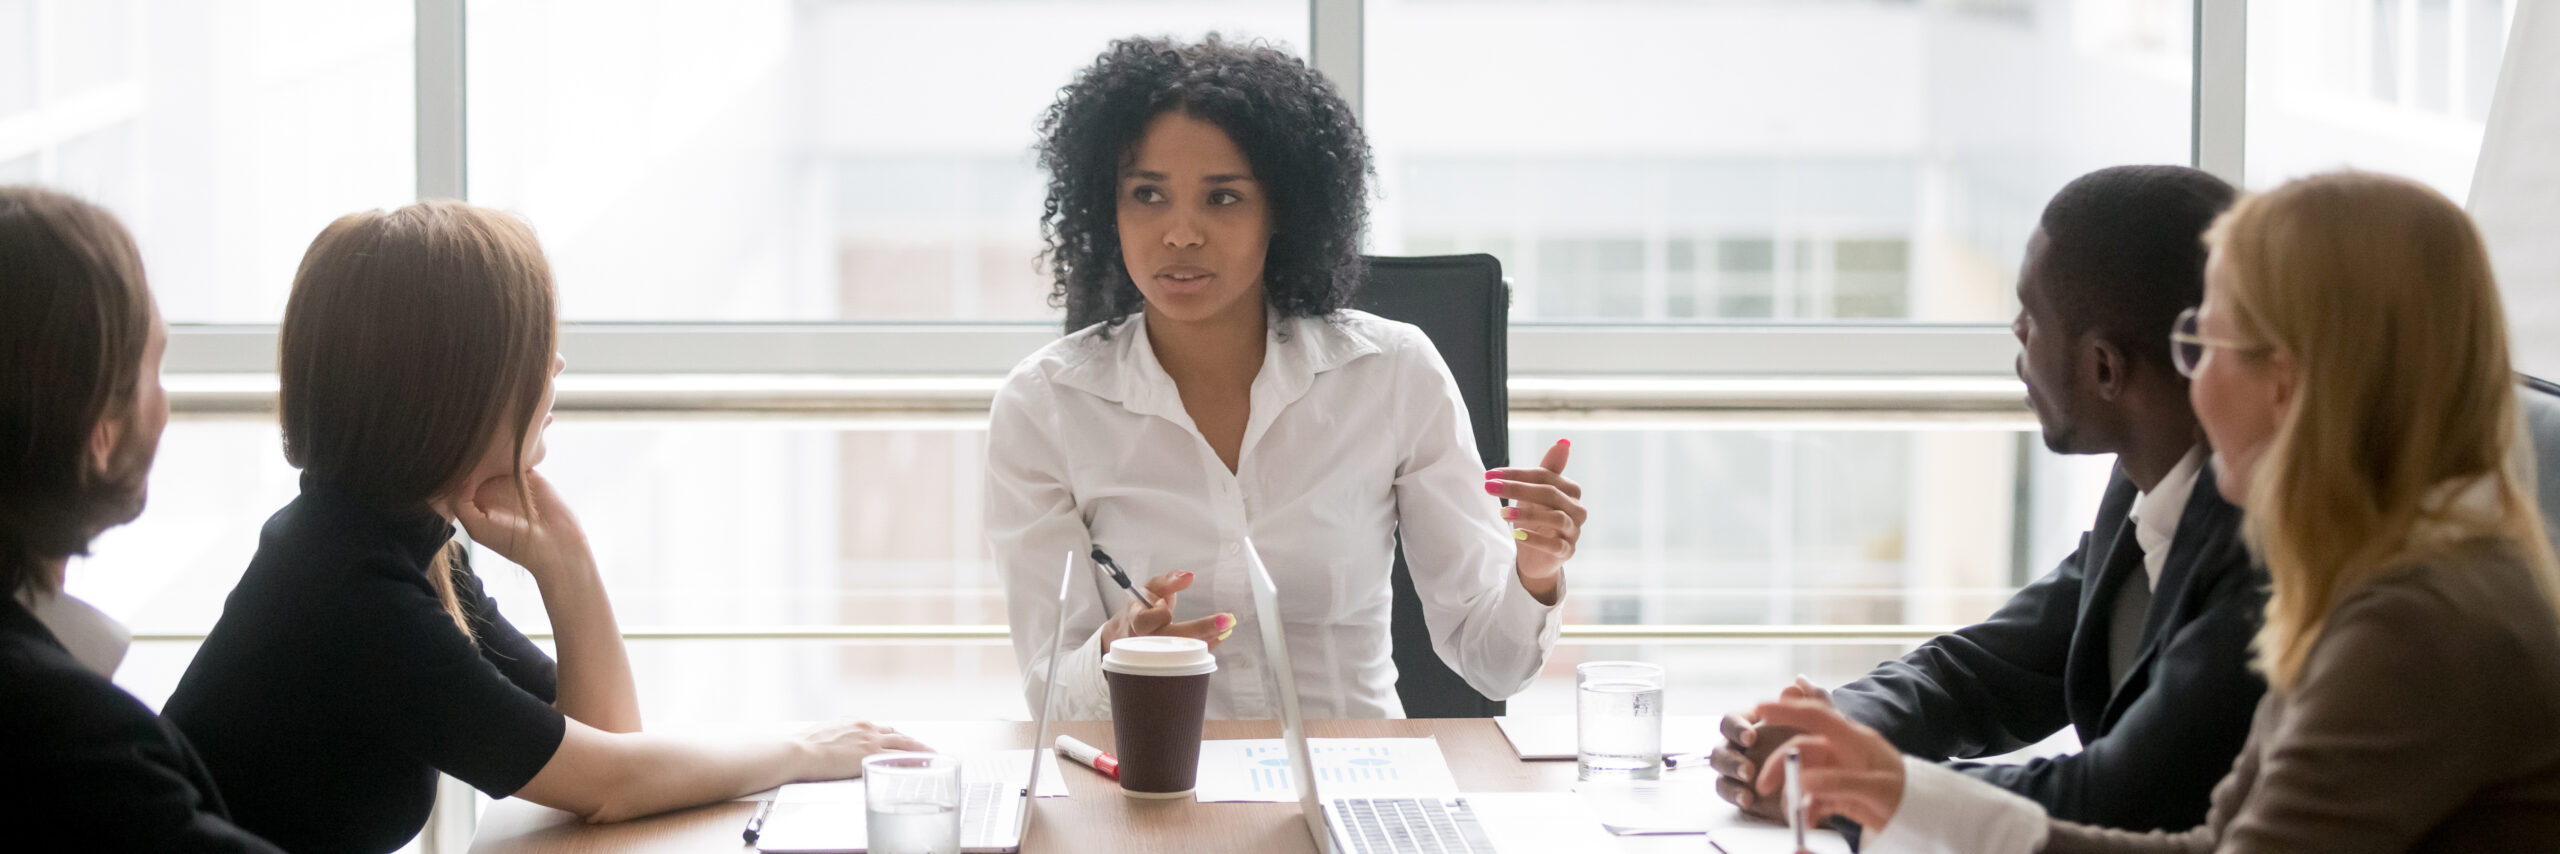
[0,596,283,853]
[1831,462,2265,832]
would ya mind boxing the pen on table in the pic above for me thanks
[1784,748,1806,852]
[741,798,776,844]
[1089,547,1157,609]
[1055,734,1120,780]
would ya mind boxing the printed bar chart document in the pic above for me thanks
[1192,737,1462,803]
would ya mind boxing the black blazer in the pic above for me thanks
[1830,462,2265,832]
[0,597,283,853]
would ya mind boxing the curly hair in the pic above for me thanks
[1037,34,1372,334]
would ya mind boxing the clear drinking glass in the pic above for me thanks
[1577,661,1667,781]
[863,753,962,854]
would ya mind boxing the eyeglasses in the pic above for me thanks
[2169,306,2264,379]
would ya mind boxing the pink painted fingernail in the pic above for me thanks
[1175,571,1193,582]
[1484,482,1502,495]
[1215,613,1234,629]
[1501,507,1517,520]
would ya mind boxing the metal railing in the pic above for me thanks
[130,623,1958,645]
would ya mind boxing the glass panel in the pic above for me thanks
[465,0,1307,322]
[116,637,1925,727]
[1716,237,1778,319]
[1832,238,1912,319]
[0,0,416,323]
[85,419,2118,721]
[1365,0,2194,323]
[2463,0,2507,121]
[2247,0,2516,201]
[84,421,2116,624]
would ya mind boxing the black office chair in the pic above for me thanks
[2518,375,2560,556]
[1352,253,1512,718]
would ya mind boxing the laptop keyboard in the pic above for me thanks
[868,776,1011,841]
[1335,797,1496,854]
[959,782,1008,838]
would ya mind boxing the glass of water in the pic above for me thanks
[864,753,961,854]
[1577,661,1666,781]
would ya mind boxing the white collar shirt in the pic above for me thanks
[986,310,1563,721]
[18,588,131,678]
[2127,446,2207,592]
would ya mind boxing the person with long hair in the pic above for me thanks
[0,185,283,851]
[165,201,922,854]
[989,35,1589,720]
[1753,171,2560,852]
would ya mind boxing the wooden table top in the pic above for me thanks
[469,718,1779,854]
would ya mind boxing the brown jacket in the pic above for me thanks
[2045,537,2560,853]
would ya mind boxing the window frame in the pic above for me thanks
[142,0,2248,649]
[161,0,2243,394]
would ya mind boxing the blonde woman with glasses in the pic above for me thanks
[1750,171,2560,853]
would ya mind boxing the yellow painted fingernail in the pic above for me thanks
[1512,528,1530,541]
[1217,628,1233,641]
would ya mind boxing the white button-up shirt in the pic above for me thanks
[1861,757,2053,854]
[986,310,1563,721]
[2126,446,2206,592]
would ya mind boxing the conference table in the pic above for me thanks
[469,718,1831,853]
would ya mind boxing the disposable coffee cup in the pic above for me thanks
[1101,635,1217,798]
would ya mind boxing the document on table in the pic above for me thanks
[737,749,1072,802]
[1191,737,1463,803]
[1493,714,1722,760]
[1572,779,1850,852]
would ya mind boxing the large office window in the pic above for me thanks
[466,0,1305,321]
[1366,0,2195,324]
[26,1,2518,737]
[0,0,416,323]
[2247,0,2517,200]
[92,419,2075,727]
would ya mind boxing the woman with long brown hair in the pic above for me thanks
[165,200,920,854]
[1750,171,2560,852]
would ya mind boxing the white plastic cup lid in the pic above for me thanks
[1102,636,1218,677]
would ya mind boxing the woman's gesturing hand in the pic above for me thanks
[1752,698,1908,832]
[455,468,596,582]
[1489,439,1584,596]
[1097,569,1234,653]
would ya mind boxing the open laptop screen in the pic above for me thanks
[1241,538,1333,854]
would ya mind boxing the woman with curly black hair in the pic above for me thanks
[987,35,1588,720]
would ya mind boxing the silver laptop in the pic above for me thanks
[756,551,1076,853]
[1240,540,1605,854]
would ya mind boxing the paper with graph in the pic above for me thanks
[1192,737,1462,803]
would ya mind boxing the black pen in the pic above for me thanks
[742,798,776,843]
[1089,547,1157,609]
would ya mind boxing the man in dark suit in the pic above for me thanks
[0,186,282,851]
[1710,165,2263,833]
